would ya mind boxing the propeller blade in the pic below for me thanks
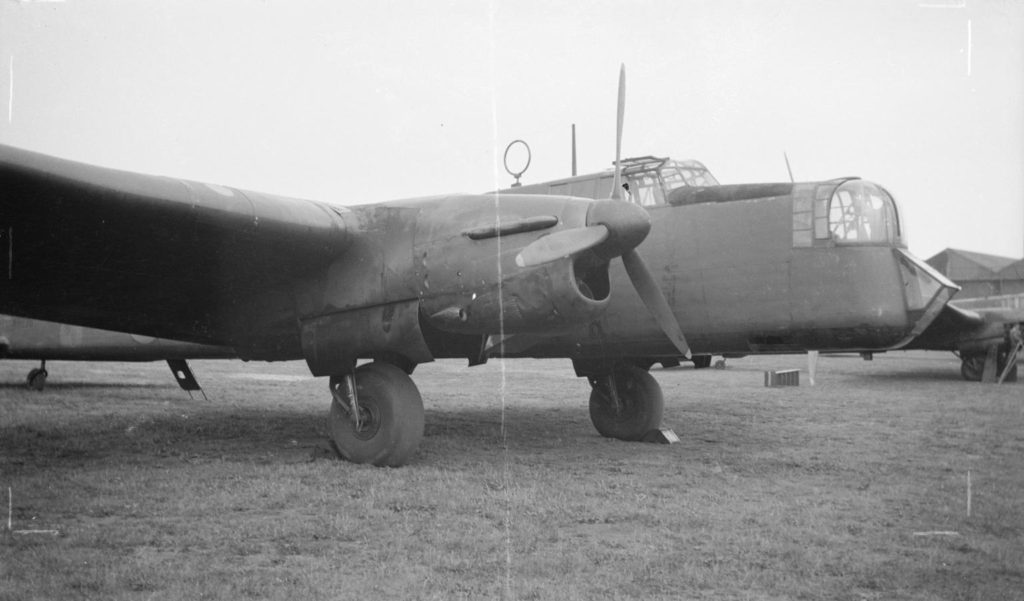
[515,225,609,268]
[621,248,691,358]
[611,64,626,201]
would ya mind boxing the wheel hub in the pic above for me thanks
[351,403,381,440]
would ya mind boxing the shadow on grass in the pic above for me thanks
[860,367,969,383]
[0,404,613,469]
[0,381,174,390]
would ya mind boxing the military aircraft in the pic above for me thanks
[902,304,1022,381]
[0,314,234,390]
[0,68,958,466]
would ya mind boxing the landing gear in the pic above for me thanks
[960,354,985,382]
[328,361,425,467]
[588,364,664,441]
[960,349,1014,382]
[26,361,48,390]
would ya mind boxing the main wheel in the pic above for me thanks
[960,355,984,381]
[329,362,425,467]
[588,364,664,441]
[27,367,48,391]
[691,355,712,369]
[960,351,1011,382]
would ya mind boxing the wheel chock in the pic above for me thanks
[643,428,680,444]
[764,369,800,387]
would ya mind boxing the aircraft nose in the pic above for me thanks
[585,199,651,260]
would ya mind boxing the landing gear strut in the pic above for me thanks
[328,361,425,467]
[587,364,664,441]
[26,360,48,390]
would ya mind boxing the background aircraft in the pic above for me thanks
[902,305,1022,381]
[0,314,235,390]
[0,69,959,466]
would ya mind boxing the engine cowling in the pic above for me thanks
[414,194,614,335]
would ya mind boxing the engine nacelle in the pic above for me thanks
[421,255,607,334]
[414,194,611,335]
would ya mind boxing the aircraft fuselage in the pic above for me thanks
[529,187,945,361]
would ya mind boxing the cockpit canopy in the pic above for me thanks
[620,156,719,206]
[506,156,718,203]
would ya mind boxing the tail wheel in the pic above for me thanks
[329,362,425,467]
[588,364,664,441]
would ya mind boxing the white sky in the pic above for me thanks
[2,0,1022,260]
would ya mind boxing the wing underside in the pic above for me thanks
[903,302,1021,352]
[0,145,350,346]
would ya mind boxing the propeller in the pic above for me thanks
[515,225,608,267]
[515,64,691,358]
[611,64,626,201]
[608,64,690,358]
[515,198,648,267]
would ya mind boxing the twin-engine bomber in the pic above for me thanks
[0,66,963,466]
[0,140,956,465]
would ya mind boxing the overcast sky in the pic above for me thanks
[2,0,1022,260]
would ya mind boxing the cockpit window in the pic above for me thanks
[629,173,665,206]
[626,159,719,207]
[828,180,899,244]
[664,160,719,188]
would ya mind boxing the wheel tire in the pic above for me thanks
[960,355,985,381]
[588,364,664,441]
[329,362,425,467]
[692,355,712,369]
[27,368,48,391]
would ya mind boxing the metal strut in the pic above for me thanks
[329,373,362,431]
[592,374,623,414]
[998,326,1023,384]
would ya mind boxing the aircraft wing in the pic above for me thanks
[0,314,236,361]
[902,302,1023,353]
[0,144,350,348]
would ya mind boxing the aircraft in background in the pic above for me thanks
[902,305,1022,381]
[0,67,959,466]
[0,314,235,391]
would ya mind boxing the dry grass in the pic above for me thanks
[1,352,1022,600]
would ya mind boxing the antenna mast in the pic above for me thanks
[571,123,577,176]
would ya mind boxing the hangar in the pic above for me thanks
[927,248,1024,307]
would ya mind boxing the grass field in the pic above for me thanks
[1,351,1022,600]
